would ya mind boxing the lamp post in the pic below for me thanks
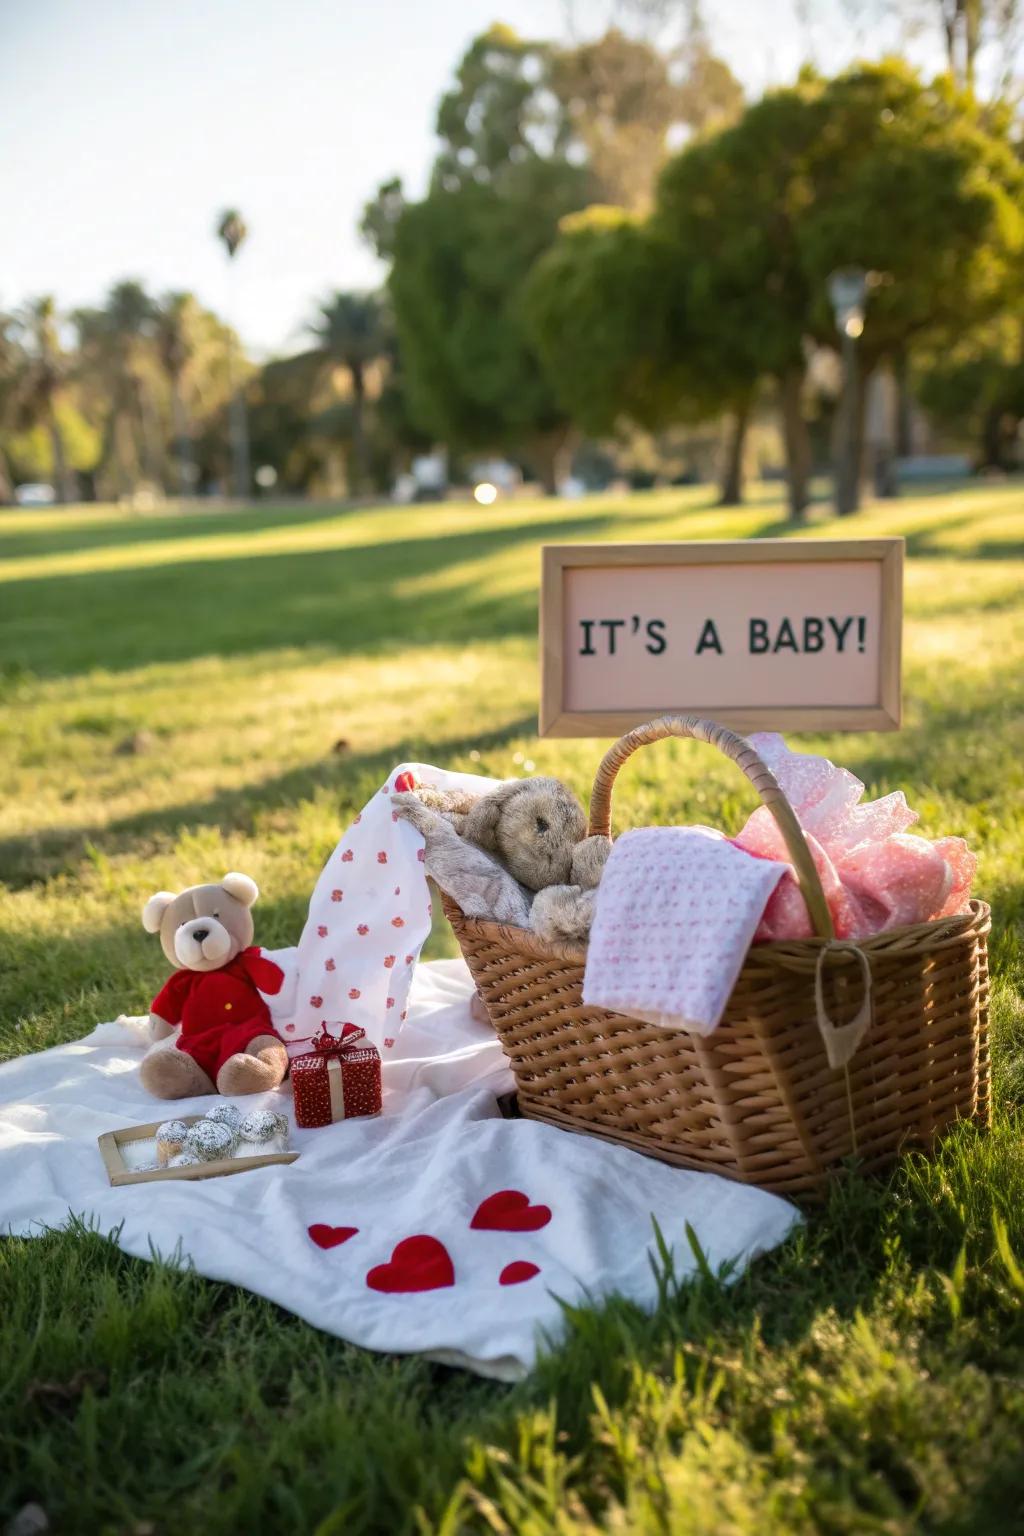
[828,267,868,517]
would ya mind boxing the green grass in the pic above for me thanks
[1,483,1023,1533]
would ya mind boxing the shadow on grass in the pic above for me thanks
[0,499,373,561]
[0,512,616,679]
[0,714,538,888]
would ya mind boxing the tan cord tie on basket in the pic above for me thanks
[814,942,873,1070]
[815,942,873,1158]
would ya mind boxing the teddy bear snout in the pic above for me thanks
[174,916,232,968]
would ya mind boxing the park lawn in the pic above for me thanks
[1,482,1023,1533]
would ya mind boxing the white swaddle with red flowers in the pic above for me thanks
[0,761,801,1379]
[272,762,502,1055]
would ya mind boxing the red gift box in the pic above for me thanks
[291,1023,382,1128]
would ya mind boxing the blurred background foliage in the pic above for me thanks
[2,0,1023,510]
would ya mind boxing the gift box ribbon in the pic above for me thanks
[308,1023,368,1121]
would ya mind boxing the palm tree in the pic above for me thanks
[307,292,390,492]
[74,281,159,497]
[216,208,251,498]
[17,297,73,502]
[156,292,201,495]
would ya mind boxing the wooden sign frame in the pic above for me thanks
[540,538,903,737]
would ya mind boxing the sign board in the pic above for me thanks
[539,539,903,737]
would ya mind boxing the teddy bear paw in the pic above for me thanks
[215,1038,288,1096]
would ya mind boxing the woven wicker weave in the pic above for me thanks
[441,716,990,1198]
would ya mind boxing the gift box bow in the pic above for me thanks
[307,1022,368,1057]
[298,1022,377,1122]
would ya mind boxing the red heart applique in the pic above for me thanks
[357,924,369,936]
[394,771,416,793]
[331,890,343,902]
[341,849,354,862]
[309,994,323,1008]
[377,851,388,864]
[470,1190,551,1232]
[384,954,396,968]
[500,1260,540,1286]
[348,987,361,999]
[325,958,336,971]
[366,1234,454,1293]
[391,917,404,928]
[317,924,328,937]
[308,1223,359,1250]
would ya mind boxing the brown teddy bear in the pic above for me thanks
[139,872,289,1100]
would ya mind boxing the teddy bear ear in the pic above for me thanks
[142,892,176,933]
[222,871,259,907]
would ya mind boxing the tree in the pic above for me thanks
[653,61,1023,515]
[654,83,825,515]
[388,159,590,489]
[432,24,564,191]
[525,206,755,502]
[306,292,390,492]
[916,311,1024,466]
[904,1,1020,92]
[155,293,202,495]
[14,297,73,502]
[549,28,716,211]
[798,64,1023,503]
[74,280,161,497]
[216,208,251,498]
[0,309,24,501]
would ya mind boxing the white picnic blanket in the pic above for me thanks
[0,960,800,1379]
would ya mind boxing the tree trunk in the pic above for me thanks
[779,367,811,521]
[718,402,749,506]
[836,351,870,516]
[224,340,250,500]
[0,445,13,504]
[979,405,1017,470]
[529,426,573,495]
[850,366,870,510]
[171,378,193,497]
[349,363,368,493]
[47,400,70,504]
[893,348,913,458]
[136,377,162,490]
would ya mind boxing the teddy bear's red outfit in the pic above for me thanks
[151,947,286,1081]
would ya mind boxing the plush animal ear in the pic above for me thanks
[460,780,522,853]
[142,891,176,933]
[222,871,259,907]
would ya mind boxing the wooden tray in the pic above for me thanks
[98,1114,299,1186]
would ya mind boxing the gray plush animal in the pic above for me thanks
[390,793,532,928]
[393,776,611,945]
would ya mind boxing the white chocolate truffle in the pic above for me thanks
[184,1119,235,1162]
[205,1103,243,1133]
[239,1109,289,1144]
[155,1118,190,1166]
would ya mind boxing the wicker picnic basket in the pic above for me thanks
[441,716,990,1199]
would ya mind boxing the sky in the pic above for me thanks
[1,0,954,358]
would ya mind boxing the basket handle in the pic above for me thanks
[587,715,835,941]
